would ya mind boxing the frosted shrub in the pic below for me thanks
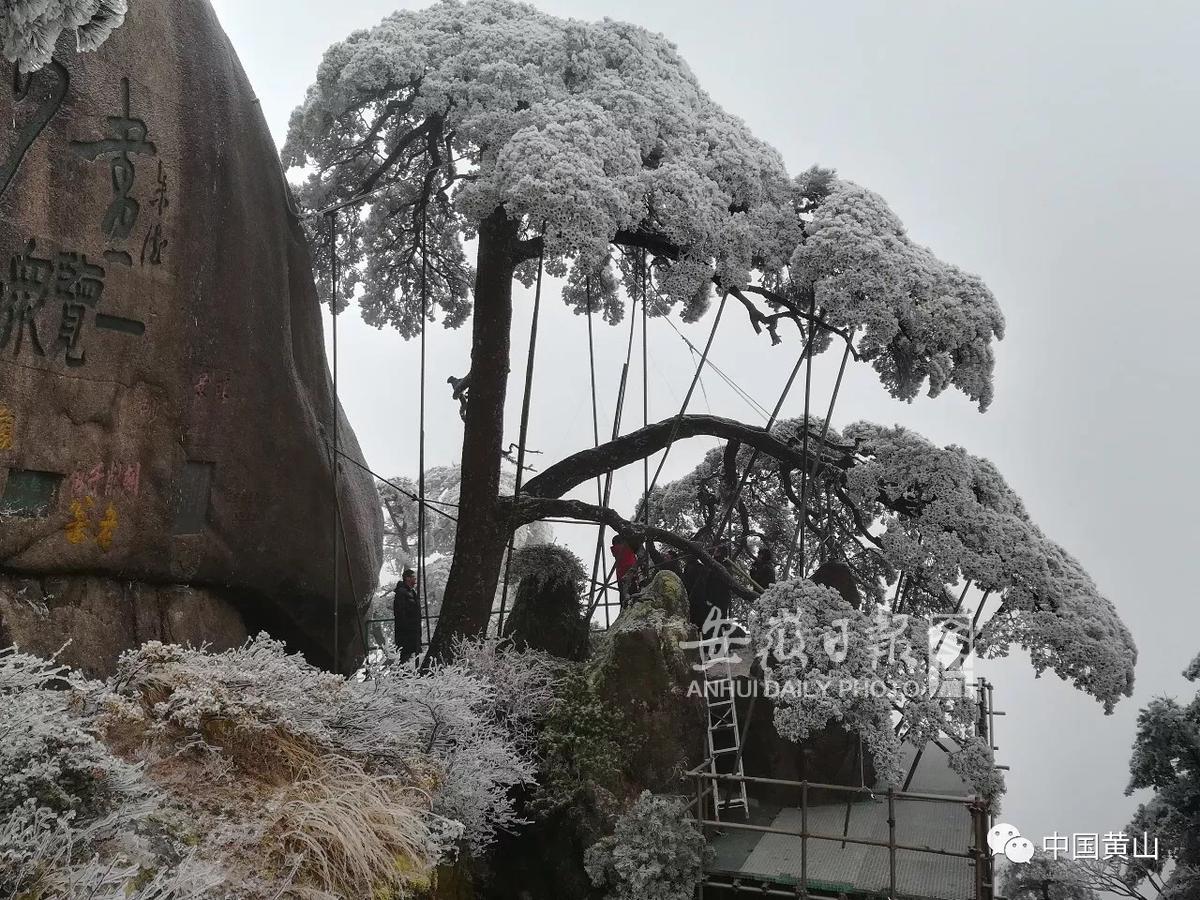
[0,690,145,825]
[0,647,178,899]
[449,634,564,750]
[367,650,539,852]
[584,792,708,900]
[39,854,224,900]
[4,634,552,894]
[534,669,637,815]
[115,635,539,855]
[112,635,346,753]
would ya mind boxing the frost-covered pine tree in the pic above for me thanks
[286,0,1007,658]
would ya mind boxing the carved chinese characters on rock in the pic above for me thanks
[141,159,169,266]
[70,77,159,267]
[64,460,137,553]
[0,75,166,369]
[69,460,141,500]
[64,495,120,552]
[193,371,232,402]
[0,405,14,450]
[0,239,102,365]
[1,61,69,201]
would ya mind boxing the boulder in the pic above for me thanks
[634,568,689,620]
[502,544,589,661]
[0,571,247,678]
[0,1,382,673]
[587,587,706,793]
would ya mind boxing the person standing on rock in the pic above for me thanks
[707,542,734,621]
[750,542,777,592]
[393,568,423,662]
[611,534,641,609]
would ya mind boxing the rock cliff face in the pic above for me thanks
[0,1,382,673]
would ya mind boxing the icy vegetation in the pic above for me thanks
[844,422,1136,711]
[284,0,1004,410]
[647,416,1136,714]
[0,0,128,72]
[0,636,557,899]
[584,792,708,900]
[792,178,1005,410]
[747,580,1002,801]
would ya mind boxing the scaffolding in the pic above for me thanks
[686,767,995,900]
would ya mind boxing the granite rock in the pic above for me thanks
[0,0,382,672]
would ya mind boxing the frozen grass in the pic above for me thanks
[266,757,450,899]
[2,633,556,897]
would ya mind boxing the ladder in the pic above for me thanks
[701,651,749,821]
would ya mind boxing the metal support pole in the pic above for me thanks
[695,772,707,900]
[418,210,429,648]
[497,244,545,634]
[328,211,340,675]
[641,251,649,523]
[586,293,638,624]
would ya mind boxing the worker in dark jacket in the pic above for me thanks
[684,542,733,631]
[393,568,423,662]
[750,543,777,592]
[707,542,733,620]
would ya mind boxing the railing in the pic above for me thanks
[685,763,994,899]
[362,580,628,655]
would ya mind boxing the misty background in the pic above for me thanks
[211,0,1200,874]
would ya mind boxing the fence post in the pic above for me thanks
[971,802,987,900]
[887,787,897,899]
[801,780,809,899]
[695,772,706,900]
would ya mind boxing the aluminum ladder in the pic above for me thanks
[701,651,749,821]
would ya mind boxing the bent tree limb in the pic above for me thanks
[506,496,759,603]
[522,414,854,500]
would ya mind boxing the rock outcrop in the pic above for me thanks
[0,1,382,673]
[502,544,590,661]
[0,571,247,677]
[587,570,706,792]
[486,570,706,899]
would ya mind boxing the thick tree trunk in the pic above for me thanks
[426,208,520,660]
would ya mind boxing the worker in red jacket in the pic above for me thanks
[611,533,641,609]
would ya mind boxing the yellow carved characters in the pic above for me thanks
[65,497,94,543]
[0,405,13,451]
[96,503,119,550]
[64,496,119,552]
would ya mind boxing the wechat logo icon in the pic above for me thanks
[988,823,1034,864]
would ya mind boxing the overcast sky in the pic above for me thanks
[212,0,1200,874]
